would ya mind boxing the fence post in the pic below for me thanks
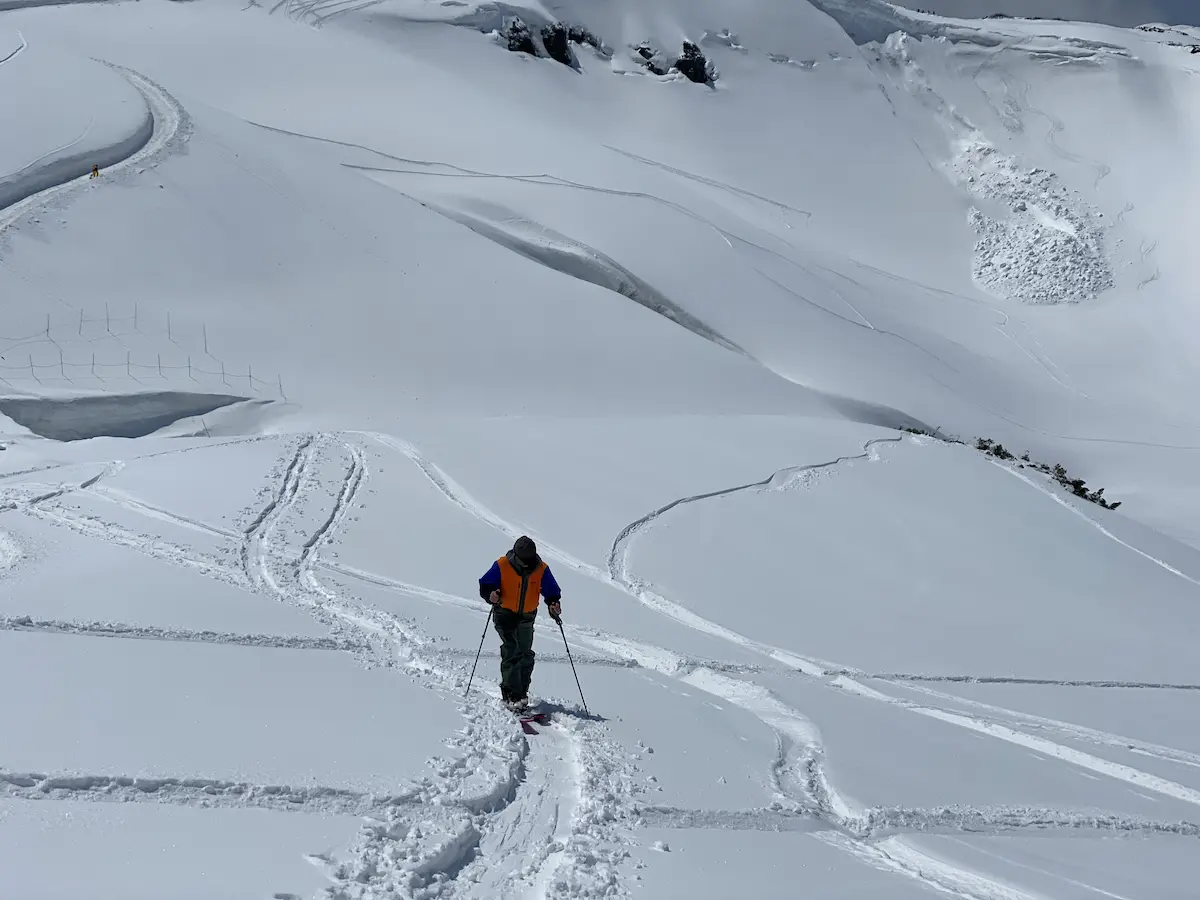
[221,360,227,386]
[126,350,131,378]
[188,356,193,381]
[158,353,163,377]
[277,373,285,400]
[45,313,51,340]
[167,311,173,343]
[134,303,139,333]
[78,309,84,337]
[91,353,96,377]
[248,363,253,392]
[28,353,36,383]
[106,303,111,335]
[203,324,208,355]
[59,347,66,380]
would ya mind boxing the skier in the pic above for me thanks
[478,535,562,711]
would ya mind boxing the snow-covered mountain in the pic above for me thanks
[1,0,1199,897]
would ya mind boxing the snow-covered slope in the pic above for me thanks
[1,0,1199,896]
[0,34,152,210]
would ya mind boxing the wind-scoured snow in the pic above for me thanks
[3,0,1200,897]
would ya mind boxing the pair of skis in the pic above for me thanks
[515,709,551,734]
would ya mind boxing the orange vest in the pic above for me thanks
[496,555,546,614]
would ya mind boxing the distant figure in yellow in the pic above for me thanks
[90,165,99,179]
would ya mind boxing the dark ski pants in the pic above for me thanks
[494,607,537,700]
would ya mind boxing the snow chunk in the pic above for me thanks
[953,140,1113,304]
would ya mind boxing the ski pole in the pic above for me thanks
[555,616,589,716]
[464,604,493,699]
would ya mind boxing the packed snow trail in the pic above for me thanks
[225,434,635,900]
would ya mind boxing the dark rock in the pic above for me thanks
[541,23,572,66]
[635,42,668,76]
[505,17,537,56]
[674,41,711,84]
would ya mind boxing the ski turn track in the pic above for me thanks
[0,62,190,239]
[236,433,604,900]
[360,431,1029,898]
[362,430,1200,900]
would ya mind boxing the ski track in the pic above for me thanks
[1,433,583,898]
[29,500,248,588]
[867,672,1200,691]
[0,614,366,652]
[0,61,190,239]
[989,459,1200,589]
[234,433,603,900]
[0,769,420,816]
[0,30,26,66]
[891,680,1200,774]
[12,430,1200,899]
[603,143,814,224]
[351,432,1007,896]
[89,484,241,540]
[359,430,1200,900]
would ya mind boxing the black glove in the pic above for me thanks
[547,599,562,620]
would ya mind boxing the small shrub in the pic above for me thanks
[972,440,1121,510]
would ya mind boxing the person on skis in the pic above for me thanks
[478,535,562,711]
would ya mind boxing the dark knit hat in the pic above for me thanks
[513,535,538,565]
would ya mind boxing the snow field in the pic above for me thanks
[0,629,453,794]
[875,680,1200,796]
[2,0,1200,896]
[633,436,1200,682]
[1,423,1199,899]
[0,510,327,635]
[0,800,358,900]
[631,829,942,900]
[907,833,1200,900]
[922,680,1200,757]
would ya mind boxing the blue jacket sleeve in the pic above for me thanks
[540,565,562,602]
[479,561,502,600]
